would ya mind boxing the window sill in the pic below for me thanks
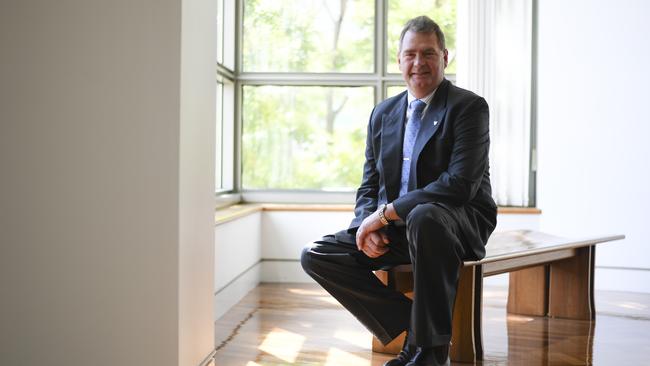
[215,203,541,226]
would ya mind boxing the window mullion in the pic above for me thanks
[375,0,384,103]
[233,0,243,192]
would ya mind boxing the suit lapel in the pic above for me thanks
[409,79,450,190]
[381,92,407,202]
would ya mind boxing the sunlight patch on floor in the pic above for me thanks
[258,327,305,363]
[325,347,370,366]
[334,330,371,349]
[288,288,328,296]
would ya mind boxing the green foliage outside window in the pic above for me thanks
[243,86,372,189]
[243,0,374,73]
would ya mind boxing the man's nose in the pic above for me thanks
[414,53,423,65]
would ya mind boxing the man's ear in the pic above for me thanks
[397,51,402,70]
[443,49,449,68]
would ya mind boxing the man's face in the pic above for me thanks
[398,30,448,98]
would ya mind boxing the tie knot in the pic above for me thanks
[410,99,426,114]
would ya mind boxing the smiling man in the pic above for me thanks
[301,16,497,366]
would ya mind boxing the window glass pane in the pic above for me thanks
[223,0,235,70]
[242,0,374,73]
[222,81,235,190]
[387,0,457,74]
[242,86,373,189]
[216,80,235,192]
[387,85,406,98]
[216,0,223,64]
[215,82,223,191]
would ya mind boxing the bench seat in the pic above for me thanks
[372,229,624,363]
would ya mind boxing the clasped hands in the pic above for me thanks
[355,203,400,258]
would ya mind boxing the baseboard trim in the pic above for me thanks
[214,259,262,296]
[260,259,316,283]
[214,262,261,320]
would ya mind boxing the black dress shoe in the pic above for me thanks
[383,339,416,366]
[404,344,450,366]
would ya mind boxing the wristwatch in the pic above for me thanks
[378,203,390,226]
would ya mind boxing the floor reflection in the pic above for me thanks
[506,314,594,365]
[215,283,650,365]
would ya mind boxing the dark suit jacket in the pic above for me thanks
[348,79,497,260]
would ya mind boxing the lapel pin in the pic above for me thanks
[433,120,439,126]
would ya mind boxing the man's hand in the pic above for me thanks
[355,210,390,258]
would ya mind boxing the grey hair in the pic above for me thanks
[398,15,446,51]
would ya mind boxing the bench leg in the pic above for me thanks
[507,265,549,316]
[548,246,596,320]
[450,265,483,363]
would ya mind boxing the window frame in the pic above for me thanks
[217,0,536,207]
[216,0,239,207]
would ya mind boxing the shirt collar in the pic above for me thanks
[407,89,436,108]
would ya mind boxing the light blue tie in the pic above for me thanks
[399,99,426,197]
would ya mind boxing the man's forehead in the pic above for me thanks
[401,32,441,49]
[401,45,438,52]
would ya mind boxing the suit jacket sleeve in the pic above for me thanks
[349,106,379,229]
[392,96,490,220]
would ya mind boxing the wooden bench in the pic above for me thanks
[372,230,625,363]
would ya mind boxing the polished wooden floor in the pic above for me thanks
[214,283,650,365]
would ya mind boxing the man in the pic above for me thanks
[301,16,497,366]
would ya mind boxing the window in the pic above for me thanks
[216,78,235,192]
[216,0,236,194]
[220,0,535,206]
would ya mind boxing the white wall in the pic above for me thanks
[261,211,354,282]
[0,1,215,365]
[537,0,650,293]
[214,213,262,320]
[179,0,218,363]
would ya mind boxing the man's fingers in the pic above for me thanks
[368,232,384,248]
[356,214,391,257]
[362,237,379,257]
[363,244,388,258]
[362,236,389,258]
[357,213,385,245]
